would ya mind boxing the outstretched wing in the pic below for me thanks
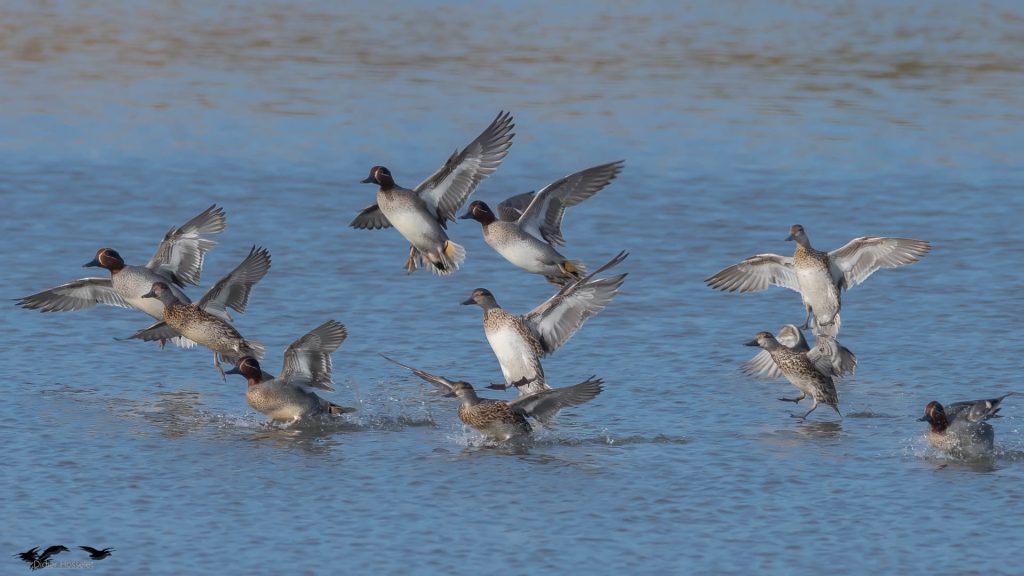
[146,204,226,287]
[16,277,130,312]
[414,111,515,226]
[516,161,624,246]
[380,353,460,394]
[496,190,536,222]
[280,320,348,392]
[350,202,392,230]
[510,376,603,425]
[828,236,931,291]
[705,254,798,293]
[119,320,179,343]
[525,251,628,354]
[196,246,271,319]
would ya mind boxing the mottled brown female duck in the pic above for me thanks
[381,354,602,442]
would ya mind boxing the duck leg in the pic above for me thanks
[214,352,226,381]
[799,305,814,330]
[779,392,806,404]
[791,398,820,419]
[404,245,419,274]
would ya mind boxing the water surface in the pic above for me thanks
[2,1,1023,574]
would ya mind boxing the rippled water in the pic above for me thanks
[3,1,1023,574]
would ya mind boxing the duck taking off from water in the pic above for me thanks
[131,246,271,379]
[351,111,515,275]
[744,330,847,420]
[460,160,624,286]
[16,205,226,347]
[919,394,1015,458]
[381,354,602,442]
[706,224,930,337]
[226,320,356,424]
[462,251,628,396]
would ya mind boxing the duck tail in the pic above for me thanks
[429,240,465,276]
[242,340,265,360]
[328,402,357,415]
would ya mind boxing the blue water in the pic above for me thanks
[3,1,1023,574]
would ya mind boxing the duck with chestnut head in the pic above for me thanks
[459,160,623,287]
[919,394,1014,457]
[16,205,226,347]
[350,111,514,275]
[225,320,355,423]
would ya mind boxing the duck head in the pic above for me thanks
[744,331,779,350]
[140,282,178,305]
[226,356,263,385]
[785,224,810,247]
[461,287,499,309]
[444,380,481,405]
[84,248,125,273]
[459,200,497,225]
[918,401,949,432]
[361,166,395,190]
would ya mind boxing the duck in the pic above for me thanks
[225,320,356,423]
[743,323,856,380]
[919,394,1014,457]
[381,354,602,441]
[32,545,69,569]
[132,246,271,379]
[78,546,114,560]
[16,205,226,347]
[744,330,844,419]
[462,251,628,396]
[706,224,930,336]
[351,111,515,275]
[459,160,624,286]
[14,547,40,565]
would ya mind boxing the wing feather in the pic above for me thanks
[414,111,515,225]
[828,236,931,290]
[705,253,799,293]
[146,204,226,287]
[16,277,130,312]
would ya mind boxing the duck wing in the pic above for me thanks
[510,376,603,425]
[350,202,392,230]
[414,111,514,227]
[525,251,628,354]
[196,246,271,319]
[146,204,226,287]
[827,236,931,291]
[280,320,348,392]
[516,161,623,246]
[16,278,129,312]
[705,253,798,293]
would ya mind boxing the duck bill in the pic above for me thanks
[443,391,456,398]
[917,415,930,422]
[225,366,243,376]
[460,297,476,305]
[140,290,156,299]
[83,257,102,268]
[360,176,375,184]
[458,210,473,220]
[784,234,795,241]
[743,339,760,347]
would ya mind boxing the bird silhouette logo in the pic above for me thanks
[79,546,114,560]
